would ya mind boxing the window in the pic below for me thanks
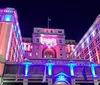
[60,47,62,51]
[85,54,89,59]
[97,44,100,51]
[92,49,96,55]
[26,40,29,42]
[80,52,84,59]
[93,56,98,62]
[84,41,87,47]
[84,47,88,53]
[86,37,89,43]
[4,14,12,21]
[36,52,38,55]
[96,36,100,44]
[37,29,40,33]
[59,40,62,43]
[60,48,62,51]
[51,30,53,33]
[90,51,93,57]
[78,46,82,52]
[60,53,62,56]
[74,51,77,56]
[82,43,84,48]
[29,53,32,56]
[58,30,62,33]
[36,46,39,49]
[96,27,99,33]
[46,30,48,33]
[89,42,94,50]
[89,35,93,41]
[36,38,39,42]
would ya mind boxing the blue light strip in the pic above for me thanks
[48,65,52,76]
[70,65,74,76]
[91,64,96,77]
[46,60,54,76]
[68,62,76,76]
[23,62,32,76]
[25,64,29,76]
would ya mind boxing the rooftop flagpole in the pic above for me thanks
[48,17,51,28]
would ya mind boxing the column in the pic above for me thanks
[70,65,74,76]
[71,79,75,85]
[94,79,99,85]
[0,77,3,85]
[23,79,28,85]
[48,78,52,85]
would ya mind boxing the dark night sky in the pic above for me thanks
[0,0,100,42]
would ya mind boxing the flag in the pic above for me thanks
[82,66,87,80]
[42,66,46,82]
[48,17,51,21]
[47,17,51,28]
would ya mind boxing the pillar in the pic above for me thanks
[71,79,75,85]
[0,63,5,76]
[0,77,3,85]
[23,79,28,85]
[94,79,99,85]
[48,78,52,85]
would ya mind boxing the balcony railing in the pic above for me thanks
[6,58,90,66]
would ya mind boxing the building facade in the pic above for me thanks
[22,38,32,59]
[32,27,66,59]
[65,40,76,59]
[71,15,100,64]
[0,8,100,85]
[0,8,24,78]
[0,7,24,62]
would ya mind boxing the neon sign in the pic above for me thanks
[40,37,57,47]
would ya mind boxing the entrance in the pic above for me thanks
[43,48,56,58]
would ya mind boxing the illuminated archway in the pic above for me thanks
[54,72,70,85]
[42,47,56,58]
[55,81,68,85]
